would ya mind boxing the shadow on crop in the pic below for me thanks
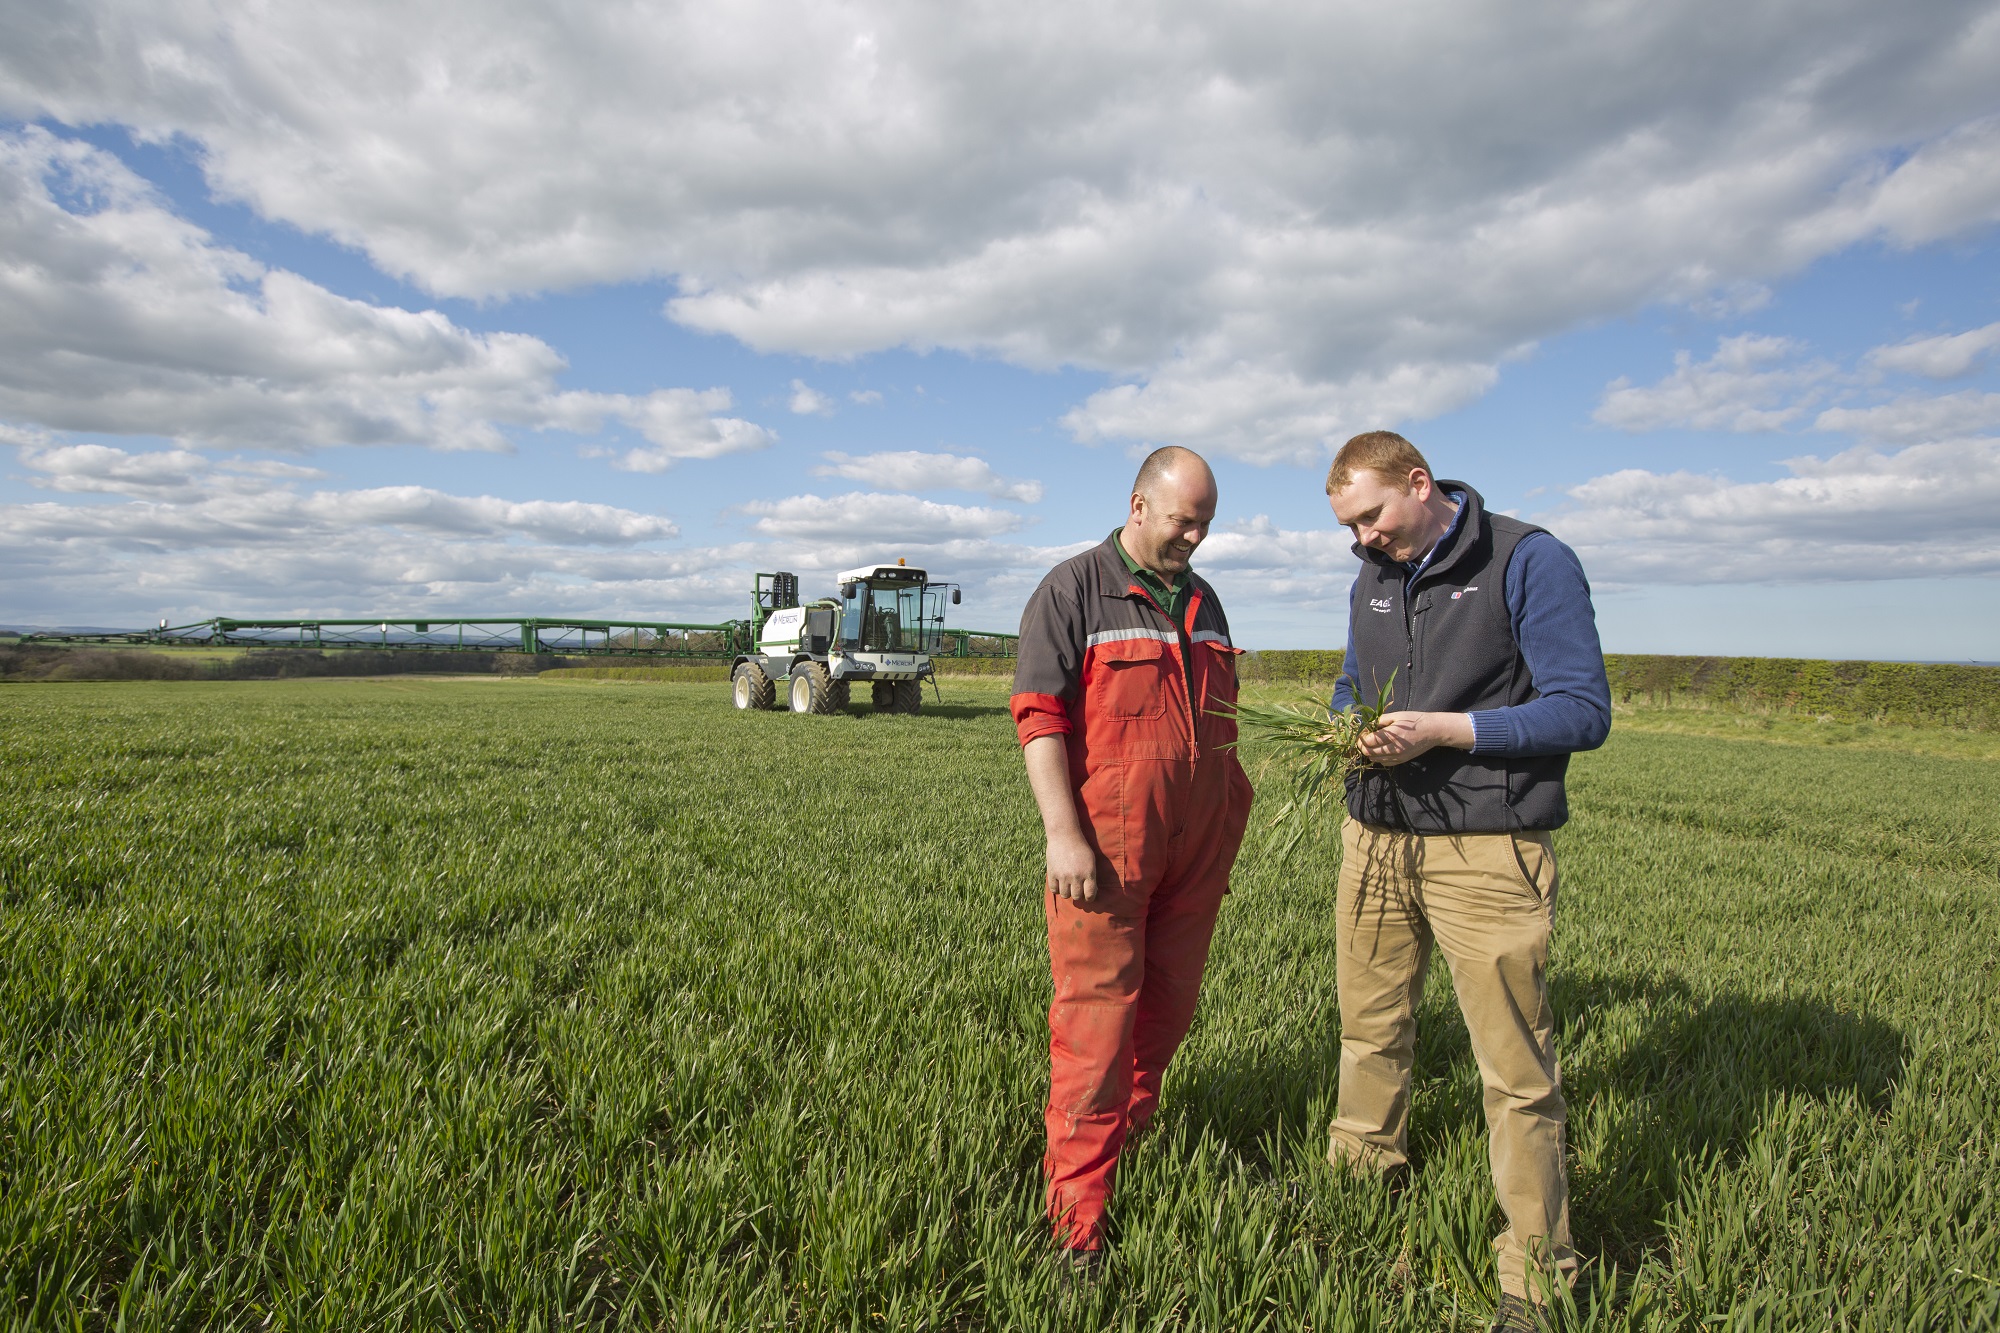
[1550,970,1907,1263]
[1163,969,1906,1263]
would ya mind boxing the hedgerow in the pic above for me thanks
[1601,654,1999,729]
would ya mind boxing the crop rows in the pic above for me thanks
[1,678,1995,1329]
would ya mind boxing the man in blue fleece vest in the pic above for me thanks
[1323,431,1610,1330]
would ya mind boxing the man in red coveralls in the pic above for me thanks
[1010,446,1257,1265]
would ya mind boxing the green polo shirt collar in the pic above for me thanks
[1111,528,1188,621]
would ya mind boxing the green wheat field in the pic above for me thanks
[2,677,1996,1330]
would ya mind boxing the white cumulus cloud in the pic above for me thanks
[787,380,837,416]
[4,3,1999,460]
[738,491,1026,542]
[583,388,776,472]
[20,443,216,499]
[294,488,681,545]
[0,440,709,623]
[1595,335,1836,433]
[1067,360,1501,466]
[1866,321,2000,379]
[814,450,1044,502]
[1534,438,2000,584]
[10,443,678,545]
[1595,320,2000,449]
[1814,391,2000,444]
[0,127,774,458]
[1,437,1082,627]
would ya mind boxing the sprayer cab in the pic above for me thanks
[731,563,962,715]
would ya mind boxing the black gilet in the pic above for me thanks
[1343,482,1569,833]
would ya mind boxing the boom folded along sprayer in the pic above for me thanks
[19,561,1015,682]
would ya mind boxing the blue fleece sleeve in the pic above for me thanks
[1467,534,1612,756]
[1329,582,1360,716]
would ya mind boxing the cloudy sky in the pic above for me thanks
[3,2,1998,658]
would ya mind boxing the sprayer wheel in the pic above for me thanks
[731,661,775,711]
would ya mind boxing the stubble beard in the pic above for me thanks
[1151,540,1194,575]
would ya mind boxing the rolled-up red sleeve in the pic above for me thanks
[1010,574,1083,747]
[1011,691,1072,744]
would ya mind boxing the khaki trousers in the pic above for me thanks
[1327,817,1576,1302]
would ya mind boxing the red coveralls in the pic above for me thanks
[1011,535,1256,1251]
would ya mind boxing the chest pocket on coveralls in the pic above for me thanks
[1091,637,1171,721]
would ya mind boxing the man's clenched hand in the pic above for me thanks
[1357,710,1476,766]
[1045,830,1099,902]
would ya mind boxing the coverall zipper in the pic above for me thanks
[1129,585,1200,764]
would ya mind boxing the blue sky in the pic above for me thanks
[2,4,1998,659]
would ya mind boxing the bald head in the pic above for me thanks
[1122,446,1217,580]
[1132,445,1214,502]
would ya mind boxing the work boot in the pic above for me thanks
[1058,1245,1104,1288]
[1489,1295,1540,1332]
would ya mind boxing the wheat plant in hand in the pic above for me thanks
[1218,672,1395,862]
